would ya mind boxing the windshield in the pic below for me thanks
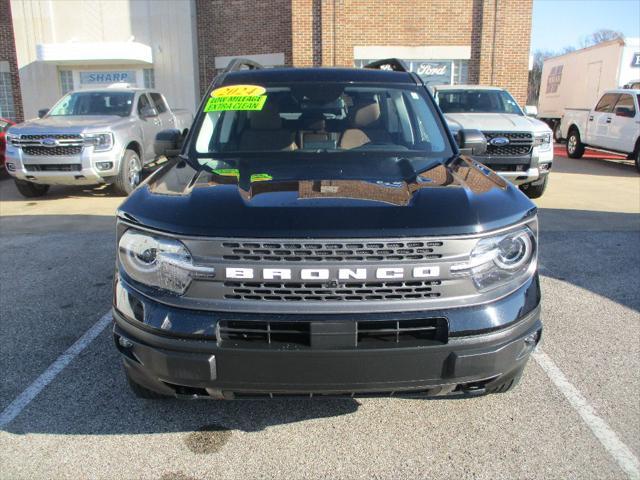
[436,89,523,115]
[48,91,134,117]
[191,83,452,170]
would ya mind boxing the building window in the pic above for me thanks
[0,71,16,120]
[453,60,469,85]
[59,70,74,94]
[144,68,155,88]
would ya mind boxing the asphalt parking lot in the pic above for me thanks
[0,152,638,480]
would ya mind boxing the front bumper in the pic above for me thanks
[477,145,553,186]
[4,144,121,186]
[113,278,542,398]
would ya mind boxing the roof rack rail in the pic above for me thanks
[364,58,409,72]
[223,58,264,74]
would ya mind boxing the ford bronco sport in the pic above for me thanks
[113,59,542,399]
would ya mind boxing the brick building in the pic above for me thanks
[196,0,533,104]
[0,0,23,121]
[6,0,532,120]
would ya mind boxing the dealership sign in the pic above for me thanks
[79,71,136,85]
[632,53,640,67]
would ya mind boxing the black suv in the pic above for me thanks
[113,59,541,399]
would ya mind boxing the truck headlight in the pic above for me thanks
[83,132,114,152]
[451,222,537,292]
[118,230,215,295]
[534,132,552,152]
[6,133,20,146]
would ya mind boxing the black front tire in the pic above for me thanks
[126,370,169,399]
[14,179,50,198]
[520,175,549,199]
[566,129,585,158]
[114,149,142,196]
[635,149,640,173]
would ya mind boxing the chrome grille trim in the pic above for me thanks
[11,134,85,154]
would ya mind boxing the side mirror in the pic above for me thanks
[38,108,49,119]
[615,106,635,118]
[456,129,487,156]
[155,129,183,158]
[524,105,538,117]
[141,106,158,119]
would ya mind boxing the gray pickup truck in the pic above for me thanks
[4,88,192,196]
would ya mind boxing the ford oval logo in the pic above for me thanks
[41,138,59,147]
[489,137,510,146]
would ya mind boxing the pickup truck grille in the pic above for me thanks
[12,134,84,156]
[221,240,445,262]
[483,132,533,156]
[223,280,442,302]
[22,146,83,156]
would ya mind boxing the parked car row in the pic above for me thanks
[4,81,558,199]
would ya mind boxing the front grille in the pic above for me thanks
[219,320,311,347]
[483,131,533,156]
[221,240,444,262]
[217,317,448,349]
[22,146,83,156]
[13,134,84,156]
[489,164,527,172]
[24,163,82,172]
[19,134,82,140]
[357,318,448,346]
[223,280,442,302]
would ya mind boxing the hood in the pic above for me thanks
[13,115,126,134]
[445,113,551,134]
[119,157,536,238]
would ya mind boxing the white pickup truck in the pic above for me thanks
[433,85,554,198]
[5,87,192,196]
[561,89,640,171]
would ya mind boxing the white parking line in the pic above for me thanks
[0,311,112,428]
[533,349,640,480]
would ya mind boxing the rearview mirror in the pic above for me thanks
[155,129,184,158]
[456,129,487,156]
[38,108,49,119]
[615,106,635,118]
[524,105,538,117]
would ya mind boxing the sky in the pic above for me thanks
[531,0,640,53]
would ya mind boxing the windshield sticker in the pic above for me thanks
[204,95,267,112]
[212,168,240,179]
[211,85,266,98]
[250,173,273,183]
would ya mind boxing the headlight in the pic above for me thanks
[118,230,215,295]
[83,132,114,151]
[534,132,552,151]
[6,133,20,146]
[451,222,537,292]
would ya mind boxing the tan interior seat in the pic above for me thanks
[238,104,297,151]
[339,100,392,149]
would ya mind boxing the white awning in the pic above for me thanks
[36,42,153,65]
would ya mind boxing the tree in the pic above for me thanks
[580,29,625,48]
